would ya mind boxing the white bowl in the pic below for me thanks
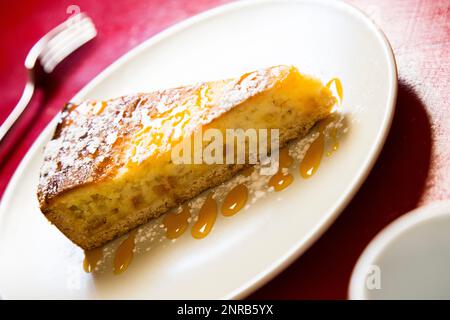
[349,201,450,300]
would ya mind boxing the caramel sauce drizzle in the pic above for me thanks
[236,72,254,85]
[163,206,191,239]
[326,78,343,105]
[191,194,218,239]
[267,148,294,192]
[300,130,325,179]
[300,117,337,178]
[93,101,107,115]
[113,230,137,275]
[268,171,294,192]
[196,84,212,108]
[83,247,103,273]
[222,184,249,217]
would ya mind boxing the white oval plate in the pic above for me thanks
[0,0,396,299]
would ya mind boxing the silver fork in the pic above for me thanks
[0,13,97,141]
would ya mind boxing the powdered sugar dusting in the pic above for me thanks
[38,66,291,205]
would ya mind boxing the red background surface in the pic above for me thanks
[0,0,448,299]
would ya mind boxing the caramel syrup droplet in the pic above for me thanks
[300,133,325,178]
[114,230,137,275]
[268,171,294,192]
[222,184,249,217]
[163,206,191,239]
[196,84,212,108]
[279,148,293,168]
[83,247,103,273]
[94,101,107,115]
[236,71,254,85]
[300,116,338,178]
[191,194,217,239]
[326,78,343,105]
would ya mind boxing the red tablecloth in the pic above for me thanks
[0,0,448,299]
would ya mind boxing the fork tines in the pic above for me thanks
[40,13,97,73]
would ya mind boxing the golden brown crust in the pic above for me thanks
[46,163,246,249]
[37,66,291,209]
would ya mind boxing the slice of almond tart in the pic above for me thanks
[37,65,336,249]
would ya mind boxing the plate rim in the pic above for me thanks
[0,0,398,299]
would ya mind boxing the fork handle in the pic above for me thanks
[0,81,35,142]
